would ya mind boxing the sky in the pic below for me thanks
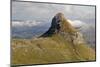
[12,1,96,26]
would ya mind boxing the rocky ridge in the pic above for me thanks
[41,13,85,45]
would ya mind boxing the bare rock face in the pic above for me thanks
[41,13,63,37]
[41,13,85,45]
[41,13,76,36]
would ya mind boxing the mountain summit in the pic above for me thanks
[41,13,76,37]
[41,13,84,45]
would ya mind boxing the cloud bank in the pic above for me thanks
[68,19,86,27]
[12,19,89,29]
[12,21,43,27]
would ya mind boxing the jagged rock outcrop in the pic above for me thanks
[41,13,85,45]
[41,13,76,36]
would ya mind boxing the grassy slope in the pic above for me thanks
[11,34,95,65]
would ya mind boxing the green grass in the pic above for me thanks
[11,34,95,65]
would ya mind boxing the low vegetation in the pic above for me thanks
[11,34,95,65]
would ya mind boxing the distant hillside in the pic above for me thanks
[11,13,95,65]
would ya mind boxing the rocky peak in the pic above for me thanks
[40,13,85,45]
[41,13,77,37]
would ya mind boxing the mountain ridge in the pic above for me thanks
[41,13,85,45]
[41,13,77,37]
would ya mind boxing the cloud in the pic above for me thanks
[68,19,95,32]
[12,21,42,27]
[12,19,94,32]
[68,19,86,27]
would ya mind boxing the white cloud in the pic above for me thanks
[68,19,95,32]
[68,19,86,27]
[12,19,89,29]
[12,21,42,27]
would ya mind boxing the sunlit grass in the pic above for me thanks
[11,34,95,65]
